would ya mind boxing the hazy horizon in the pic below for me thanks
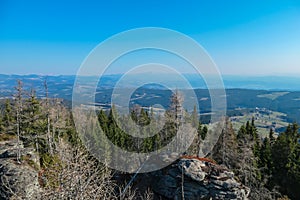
[1,73,300,91]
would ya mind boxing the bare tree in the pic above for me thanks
[44,79,54,155]
[169,90,184,127]
[40,141,117,200]
[13,80,24,163]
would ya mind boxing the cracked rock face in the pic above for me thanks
[152,158,250,200]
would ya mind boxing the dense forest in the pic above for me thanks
[0,80,299,200]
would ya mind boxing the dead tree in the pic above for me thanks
[169,90,184,128]
[13,80,24,163]
[44,79,53,155]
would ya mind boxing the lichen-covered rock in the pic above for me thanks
[152,157,250,200]
[178,159,207,182]
[0,140,40,199]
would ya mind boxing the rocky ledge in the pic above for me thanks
[0,139,40,199]
[152,156,250,200]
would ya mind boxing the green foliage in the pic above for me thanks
[0,133,16,141]
[260,138,272,171]
[61,113,79,147]
[2,99,14,134]
[96,94,186,153]
[0,115,4,133]
[191,105,198,128]
[271,123,300,199]
[139,108,150,126]
[237,124,246,140]
[40,153,61,168]
[21,154,39,170]
[23,90,45,137]
[210,119,238,169]
[269,128,275,144]
[40,153,63,188]
[197,123,208,140]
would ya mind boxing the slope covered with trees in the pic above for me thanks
[0,79,299,199]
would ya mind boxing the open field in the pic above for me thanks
[230,108,289,138]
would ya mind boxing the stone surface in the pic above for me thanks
[152,157,250,200]
[0,140,40,199]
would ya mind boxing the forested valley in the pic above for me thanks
[0,80,299,200]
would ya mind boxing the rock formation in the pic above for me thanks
[152,157,250,200]
[0,139,40,199]
[1,138,251,200]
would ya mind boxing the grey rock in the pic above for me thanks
[0,140,41,199]
[153,174,178,199]
[178,159,206,182]
[0,140,24,158]
[152,157,250,200]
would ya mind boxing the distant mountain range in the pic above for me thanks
[1,73,300,93]
[1,74,300,123]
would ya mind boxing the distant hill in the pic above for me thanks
[1,74,300,122]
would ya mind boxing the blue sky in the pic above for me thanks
[0,0,299,75]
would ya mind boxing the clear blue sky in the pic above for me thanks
[0,0,299,75]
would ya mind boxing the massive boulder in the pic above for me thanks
[152,157,250,200]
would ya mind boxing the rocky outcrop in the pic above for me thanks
[152,157,250,200]
[0,139,40,199]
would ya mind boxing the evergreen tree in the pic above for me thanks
[3,99,14,134]
[191,105,198,128]
[237,124,247,141]
[269,128,275,144]
[200,125,208,141]
[130,105,139,124]
[98,109,108,134]
[235,120,265,197]
[211,118,238,169]
[23,88,50,157]
[23,89,43,137]
[138,108,150,127]
[271,123,300,199]
[259,137,273,178]
[169,90,184,128]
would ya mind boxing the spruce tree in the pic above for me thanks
[269,128,275,144]
[210,118,238,169]
[271,123,300,199]
[259,137,272,177]
[3,99,14,134]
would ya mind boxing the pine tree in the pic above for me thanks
[259,137,273,177]
[159,90,184,149]
[23,88,47,157]
[210,118,238,169]
[24,88,43,136]
[200,125,208,141]
[237,124,246,140]
[98,109,108,134]
[269,128,275,144]
[235,120,265,196]
[3,99,14,134]
[271,123,300,199]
